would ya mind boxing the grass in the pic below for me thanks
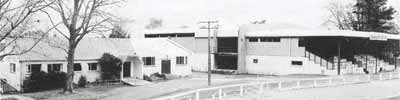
[20,83,129,100]
[0,98,18,100]
[381,96,400,100]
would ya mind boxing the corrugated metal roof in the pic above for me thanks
[12,38,135,61]
[246,29,400,40]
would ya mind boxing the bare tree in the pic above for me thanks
[45,0,122,93]
[0,0,54,59]
[109,19,132,38]
[145,17,163,29]
[325,1,356,30]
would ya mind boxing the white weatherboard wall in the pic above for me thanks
[246,55,323,75]
[0,59,22,91]
[20,60,101,83]
[131,39,192,76]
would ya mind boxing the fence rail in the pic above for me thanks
[152,71,400,100]
[0,79,18,94]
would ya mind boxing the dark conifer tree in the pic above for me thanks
[352,0,396,33]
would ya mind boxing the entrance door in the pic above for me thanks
[161,60,171,74]
[123,62,131,77]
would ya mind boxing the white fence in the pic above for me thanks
[152,71,400,100]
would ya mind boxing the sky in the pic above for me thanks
[114,0,400,36]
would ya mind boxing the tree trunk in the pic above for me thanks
[64,42,76,94]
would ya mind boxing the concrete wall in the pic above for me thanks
[170,37,196,52]
[192,53,216,72]
[247,38,305,57]
[195,37,216,53]
[246,55,324,75]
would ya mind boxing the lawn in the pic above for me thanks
[18,72,329,100]
[20,83,128,100]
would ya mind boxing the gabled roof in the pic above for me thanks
[130,38,192,57]
[10,38,135,62]
[6,37,192,62]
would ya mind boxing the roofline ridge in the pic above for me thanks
[165,39,194,54]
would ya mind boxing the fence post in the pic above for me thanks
[379,73,383,80]
[313,80,317,87]
[398,72,400,79]
[259,83,264,93]
[218,88,223,99]
[342,77,346,84]
[389,73,392,79]
[296,81,301,88]
[195,90,200,100]
[329,78,333,86]
[239,85,244,96]
[367,75,371,82]
[278,81,282,89]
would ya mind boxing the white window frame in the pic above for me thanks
[88,63,98,71]
[142,57,156,66]
[73,63,82,71]
[176,56,188,65]
[10,63,16,73]
[47,64,62,73]
[27,64,41,73]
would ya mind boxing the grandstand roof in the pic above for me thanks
[246,29,400,40]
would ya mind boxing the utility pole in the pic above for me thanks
[199,20,218,86]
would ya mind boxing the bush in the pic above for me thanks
[99,53,122,80]
[78,76,88,88]
[143,75,151,81]
[22,71,66,92]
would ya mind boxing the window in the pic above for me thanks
[298,38,305,47]
[271,37,280,42]
[143,57,155,66]
[27,64,41,73]
[73,63,82,71]
[291,61,303,66]
[260,37,268,42]
[47,64,62,72]
[248,38,259,42]
[10,63,16,73]
[176,56,188,65]
[258,37,281,42]
[88,63,98,71]
[253,59,258,64]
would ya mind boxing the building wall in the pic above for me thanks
[170,37,196,52]
[195,37,217,53]
[192,53,216,72]
[0,59,22,91]
[20,60,101,84]
[247,38,305,57]
[246,55,323,75]
[142,55,192,76]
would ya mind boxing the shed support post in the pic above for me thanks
[337,39,342,75]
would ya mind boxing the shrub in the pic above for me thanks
[22,71,66,92]
[153,72,166,79]
[78,76,88,88]
[99,53,122,80]
[143,75,151,81]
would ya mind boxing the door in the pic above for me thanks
[123,62,131,77]
[161,60,171,74]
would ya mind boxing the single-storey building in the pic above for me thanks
[0,38,192,92]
